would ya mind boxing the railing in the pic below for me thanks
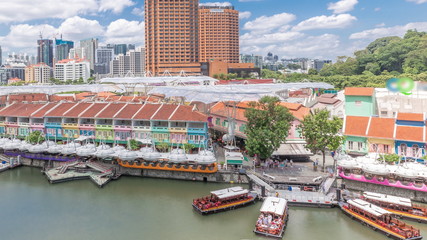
[114,125,132,130]
[188,128,206,132]
[79,124,95,128]
[63,123,78,127]
[5,122,18,125]
[45,122,62,126]
[96,124,113,128]
[132,126,150,130]
[30,123,44,126]
[152,126,169,131]
[18,122,30,126]
[169,127,187,131]
[4,151,77,162]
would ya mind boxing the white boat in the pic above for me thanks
[362,163,390,175]
[18,141,32,151]
[196,150,216,165]
[76,146,97,157]
[118,150,139,161]
[254,197,289,238]
[3,139,22,150]
[28,142,49,153]
[168,148,187,163]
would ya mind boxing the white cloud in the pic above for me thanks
[99,0,135,14]
[293,14,357,31]
[243,12,296,33]
[0,0,135,23]
[104,19,145,45]
[131,7,144,17]
[58,16,104,41]
[350,22,427,39]
[0,24,57,49]
[199,2,232,7]
[407,0,427,4]
[327,0,358,14]
[375,23,385,27]
[239,11,252,19]
[240,31,304,45]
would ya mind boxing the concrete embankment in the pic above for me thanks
[342,179,427,203]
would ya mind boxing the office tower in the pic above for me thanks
[25,63,51,84]
[145,0,200,75]
[37,39,54,67]
[0,46,2,66]
[199,5,239,63]
[80,38,98,70]
[54,59,90,82]
[110,48,145,76]
[114,44,127,55]
[55,39,74,61]
[95,46,114,74]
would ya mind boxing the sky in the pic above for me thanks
[0,0,427,61]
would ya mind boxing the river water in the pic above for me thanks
[1,167,427,240]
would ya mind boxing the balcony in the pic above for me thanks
[132,125,151,131]
[63,123,79,128]
[30,122,44,128]
[96,124,113,130]
[114,125,132,130]
[152,126,169,132]
[5,122,19,126]
[169,127,187,132]
[45,122,62,127]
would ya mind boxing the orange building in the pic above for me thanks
[199,5,239,63]
[144,0,200,76]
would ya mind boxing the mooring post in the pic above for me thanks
[249,180,253,191]
[261,186,266,197]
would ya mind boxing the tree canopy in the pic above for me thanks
[28,131,45,144]
[298,109,344,171]
[244,96,293,160]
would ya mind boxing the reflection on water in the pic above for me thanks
[0,167,426,240]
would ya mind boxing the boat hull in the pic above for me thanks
[387,209,427,223]
[118,159,218,173]
[192,194,257,215]
[339,203,422,240]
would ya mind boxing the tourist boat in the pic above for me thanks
[362,192,427,223]
[340,199,422,240]
[192,186,257,215]
[254,197,289,239]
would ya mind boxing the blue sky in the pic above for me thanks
[1,0,427,60]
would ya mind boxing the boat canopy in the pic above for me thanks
[210,186,249,200]
[348,199,391,217]
[260,197,287,216]
[363,192,412,207]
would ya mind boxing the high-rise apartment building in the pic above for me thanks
[80,38,98,70]
[54,58,90,82]
[199,5,239,63]
[145,0,200,76]
[110,48,145,76]
[55,39,74,61]
[37,39,54,67]
[25,63,51,84]
[95,46,114,74]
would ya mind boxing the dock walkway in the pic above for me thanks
[246,171,275,193]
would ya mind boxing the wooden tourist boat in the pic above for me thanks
[340,199,422,240]
[254,197,288,239]
[362,192,427,223]
[192,186,257,215]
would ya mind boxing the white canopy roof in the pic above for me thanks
[210,186,249,199]
[363,192,412,207]
[0,84,120,95]
[260,197,287,216]
[348,199,391,217]
[148,82,334,103]
[100,76,218,85]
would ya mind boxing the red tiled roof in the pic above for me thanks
[367,118,395,139]
[79,103,108,118]
[63,102,93,117]
[210,102,247,121]
[31,103,58,118]
[397,112,424,122]
[49,95,76,102]
[0,103,46,117]
[169,105,208,122]
[319,93,336,98]
[344,116,370,137]
[115,104,143,119]
[132,104,161,120]
[396,126,424,142]
[44,102,76,117]
[344,87,375,96]
[317,97,340,105]
[151,104,178,120]
[96,103,126,118]
[8,93,48,103]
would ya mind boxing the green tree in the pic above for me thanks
[28,131,45,144]
[156,142,169,153]
[308,69,318,75]
[183,143,196,154]
[244,96,293,160]
[129,139,140,150]
[298,109,344,172]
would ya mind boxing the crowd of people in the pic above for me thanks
[255,213,284,236]
[193,194,252,211]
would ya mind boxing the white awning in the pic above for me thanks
[260,197,287,216]
[272,143,313,156]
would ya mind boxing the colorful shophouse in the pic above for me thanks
[0,102,209,146]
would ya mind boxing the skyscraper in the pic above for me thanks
[110,48,145,76]
[80,38,98,70]
[145,0,200,76]
[95,46,114,74]
[0,45,2,66]
[199,5,239,63]
[55,39,74,61]
[37,39,53,67]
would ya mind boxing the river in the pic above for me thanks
[1,167,427,240]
